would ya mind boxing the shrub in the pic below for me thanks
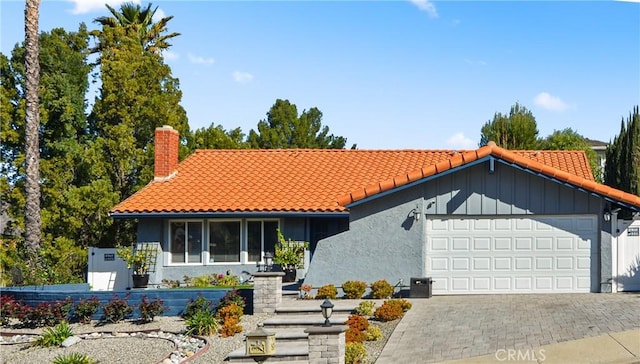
[300,284,313,299]
[102,294,133,323]
[370,279,394,299]
[316,284,338,299]
[24,299,73,328]
[365,324,383,341]
[213,272,240,287]
[192,275,212,288]
[345,342,367,364]
[0,295,22,326]
[344,314,370,343]
[217,303,243,322]
[342,280,367,299]
[35,321,73,347]
[52,353,97,364]
[373,300,404,322]
[385,298,412,312]
[73,296,100,324]
[354,301,376,317]
[216,289,246,312]
[183,295,213,320]
[138,296,165,322]
[219,316,243,337]
[185,310,220,336]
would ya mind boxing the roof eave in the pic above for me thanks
[109,211,349,219]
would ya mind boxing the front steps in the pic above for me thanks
[226,297,364,362]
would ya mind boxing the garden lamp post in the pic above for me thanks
[264,252,274,272]
[320,298,334,327]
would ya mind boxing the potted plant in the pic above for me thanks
[273,230,309,283]
[116,244,157,288]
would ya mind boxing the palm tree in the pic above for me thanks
[24,0,42,257]
[91,2,180,54]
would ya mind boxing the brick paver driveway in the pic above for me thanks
[376,293,640,363]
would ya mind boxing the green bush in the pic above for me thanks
[73,296,100,324]
[183,295,213,320]
[35,321,73,347]
[354,301,376,316]
[216,289,246,311]
[342,280,367,299]
[365,324,383,341]
[345,342,367,364]
[370,279,394,299]
[52,353,97,364]
[185,310,220,336]
[316,284,338,299]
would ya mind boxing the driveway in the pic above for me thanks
[376,293,640,363]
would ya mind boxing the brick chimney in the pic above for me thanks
[154,125,179,180]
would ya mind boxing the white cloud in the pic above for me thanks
[153,8,166,23]
[409,0,438,18]
[464,59,487,66]
[162,50,179,61]
[446,133,477,150]
[232,71,254,84]
[68,0,140,15]
[188,53,215,65]
[533,92,571,111]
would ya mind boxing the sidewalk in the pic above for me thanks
[439,329,640,364]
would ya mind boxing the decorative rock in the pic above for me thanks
[61,335,82,347]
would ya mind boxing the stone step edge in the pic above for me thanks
[226,341,308,359]
[276,305,355,315]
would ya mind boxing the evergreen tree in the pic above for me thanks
[540,128,602,182]
[480,102,539,149]
[247,99,353,149]
[605,106,640,200]
[88,25,189,244]
[187,124,248,150]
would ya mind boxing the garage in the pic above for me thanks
[426,216,598,294]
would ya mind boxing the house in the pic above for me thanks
[109,126,640,294]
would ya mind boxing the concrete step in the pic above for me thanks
[262,314,351,329]
[275,305,355,316]
[225,340,308,363]
[259,327,308,342]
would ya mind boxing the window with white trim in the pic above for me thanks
[170,221,202,263]
[209,220,241,263]
[247,220,279,262]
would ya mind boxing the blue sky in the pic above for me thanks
[1,0,639,149]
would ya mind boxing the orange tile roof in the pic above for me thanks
[110,145,640,215]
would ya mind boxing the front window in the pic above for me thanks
[170,221,202,263]
[247,220,279,262]
[209,221,241,263]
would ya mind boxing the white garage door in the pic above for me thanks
[426,216,597,294]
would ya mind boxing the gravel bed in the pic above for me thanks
[0,314,273,364]
[363,319,400,363]
[1,312,399,363]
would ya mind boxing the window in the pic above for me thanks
[209,221,241,263]
[170,221,202,263]
[247,220,279,262]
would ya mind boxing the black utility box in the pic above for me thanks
[410,277,433,298]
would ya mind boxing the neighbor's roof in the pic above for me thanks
[110,145,640,215]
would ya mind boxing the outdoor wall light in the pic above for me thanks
[264,251,274,272]
[320,298,334,327]
[411,205,422,221]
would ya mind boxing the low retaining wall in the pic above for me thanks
[1,285,254,319]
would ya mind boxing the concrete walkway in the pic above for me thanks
[376,293,640,364]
